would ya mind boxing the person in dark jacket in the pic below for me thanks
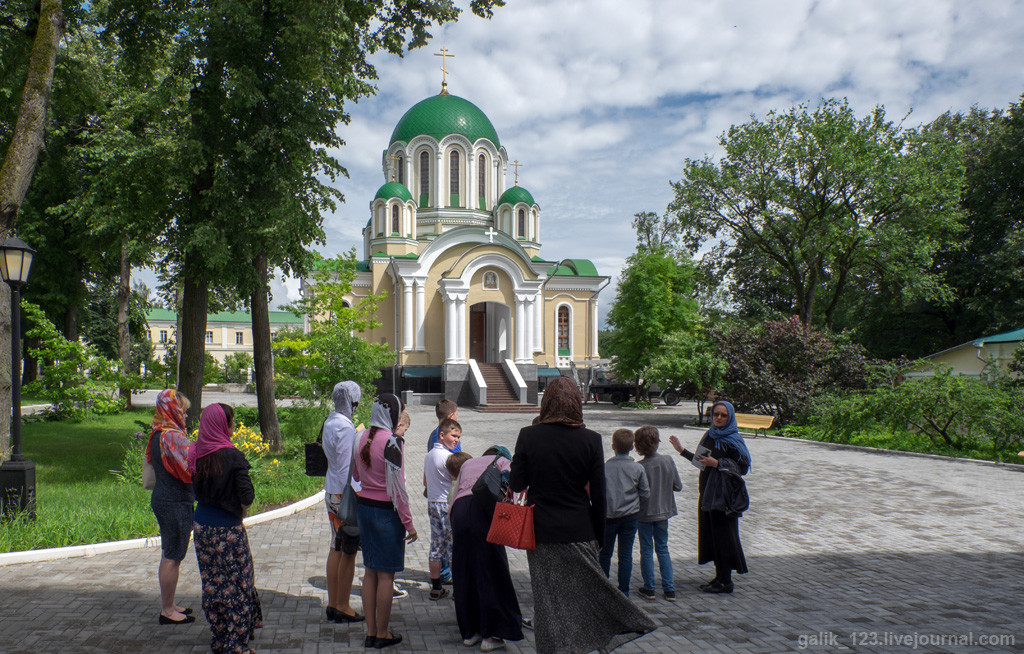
[188,404,262,654]
[669,400,751,594]
[510,376,655,654]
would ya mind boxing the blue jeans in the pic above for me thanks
[600,515,638,595]
[638,520,674,592]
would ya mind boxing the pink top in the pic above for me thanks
[353,428,414,532]
[450,454,511,508]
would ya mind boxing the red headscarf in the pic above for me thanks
[538,376,586,428]
[187,404,236,475]
[148,389,192,485]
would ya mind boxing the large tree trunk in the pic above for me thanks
[117,247,132,409]
[0,0,64,459]
[62,304,78,341]
[251,252,282,451]
[177,266,208,428]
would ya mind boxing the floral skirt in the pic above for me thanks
[194,523,263,654]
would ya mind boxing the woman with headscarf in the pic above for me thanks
[147,389,195,625]
[669,400,751,594]
[189,403,261,654]
[323,380,364,624]
[352,393,417,649]
[510,377,655,654]
[449,445,524,652]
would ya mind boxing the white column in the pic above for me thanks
[221,327,228,349]
[524,296,535,359]
[402,281,414,350]
[444,293,457,363]
[515,295,526,363]
[591,299,600,358]
[414,279,426,351]
[533,291,544,352]
[455,295,467,363]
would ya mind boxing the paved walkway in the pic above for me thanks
[2,403,1023,653]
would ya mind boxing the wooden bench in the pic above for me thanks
[704,408,775,437]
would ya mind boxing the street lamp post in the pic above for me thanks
[0,235,35,520]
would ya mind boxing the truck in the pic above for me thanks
[582,364,681,406]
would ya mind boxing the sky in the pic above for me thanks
[264,0,1024,326]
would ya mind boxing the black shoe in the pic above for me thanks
[374,632,403,648]
[364,636,378,648]
[181,607,194,616]
[701,581,734,594]
[664,590,677,601]
[159,613,196,625]
[698,577,719,591]
[637,587,656,600]
[327,606,365,623]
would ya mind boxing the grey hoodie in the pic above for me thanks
[323,381,362,494]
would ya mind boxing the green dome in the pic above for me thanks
[390,93,500,148]
[497,185,536,207]
[374,181,413,202]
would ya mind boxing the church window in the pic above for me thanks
[391,204,399,234]
[557,306,570,355]
[397,156,404,184]
[419,151,430,206]
[450,150,460,206]
[478,154,486,207]
[483,271,498,290]
[518,209,526,239]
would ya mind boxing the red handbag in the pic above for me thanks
[486,490,535,551]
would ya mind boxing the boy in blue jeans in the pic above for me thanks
[600,428,650,596]
[634,425,682,601]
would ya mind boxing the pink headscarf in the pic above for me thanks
[187,404,236,475]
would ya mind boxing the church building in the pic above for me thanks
[325,72,608,406]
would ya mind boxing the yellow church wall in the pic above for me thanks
[541,290,596,365]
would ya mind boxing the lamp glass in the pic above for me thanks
[0,239,33,284]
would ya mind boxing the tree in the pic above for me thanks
[669,98,965,329]
[648,331,726,424]
[605,249,699,393]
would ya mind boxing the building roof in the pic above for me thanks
[497,185,537,208]
[390,93,501,147]
[973,327,1024,346]
[547,259,600,277]
[374,181,413,202]
[147,308,303,325]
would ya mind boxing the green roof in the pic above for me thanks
[547,259,600,277]
[390,93,500,147]
[973,327,1024,345]
[497,185,536,208]
[356,260,372,272]
[146,308,303,324]
[374,181,413,202]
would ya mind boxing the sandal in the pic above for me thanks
[429,588,449,601]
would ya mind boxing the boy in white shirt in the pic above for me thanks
[424,418,462,599]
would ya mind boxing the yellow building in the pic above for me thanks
[147,308,304,367]
[912,327,1023,378]
[309,81,609,405]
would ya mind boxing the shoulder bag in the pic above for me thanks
[486,489,535,550]
[142,432,156,490]
[471,456,509,515]
[338,447,360,537]
[304,420,329,477]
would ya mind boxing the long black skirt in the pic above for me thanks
[450,495,524,642]
[697,509,748,574]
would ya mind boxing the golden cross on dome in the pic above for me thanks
[512,160,522,186]
[434,47,454,93]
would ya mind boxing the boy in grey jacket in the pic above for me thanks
[600,429,650,596]
[635,425,683,601]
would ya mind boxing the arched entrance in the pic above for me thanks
[469,301,511,363]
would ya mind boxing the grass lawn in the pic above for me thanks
[1,408,323,553]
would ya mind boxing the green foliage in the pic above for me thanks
[805,367,1024,456]
[669,98,965,329]
[648,331,726,424]
[222,352,253,384]
[21,300,126,421]
[276,251,394,407]
[606,249,699,387]
[711,317,874,423]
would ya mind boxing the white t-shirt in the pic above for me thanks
[424,443,454,503]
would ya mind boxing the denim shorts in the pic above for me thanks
[357,502,405,573]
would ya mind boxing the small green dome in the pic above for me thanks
[497,185,536,207]
[374,182,413,202]
[390,93,500,147]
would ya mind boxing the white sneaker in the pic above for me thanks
[463,634,482,647]
[481,637,505,652]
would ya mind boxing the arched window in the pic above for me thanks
[397,156,404,184]
[557,306,570,354]
[419,151,430,205]
[391,204,399,235]
[449,150,460,206]
[478,154,486,206]
[518,209,526,238]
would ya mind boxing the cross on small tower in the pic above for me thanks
[484,226,498,243]
[434,47,454,94]
[511,160,522,186]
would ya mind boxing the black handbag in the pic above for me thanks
[304,421,328,477]
[700,460,749,517]
[472,455,509,515]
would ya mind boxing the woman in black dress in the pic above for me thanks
[669,400,751,593]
